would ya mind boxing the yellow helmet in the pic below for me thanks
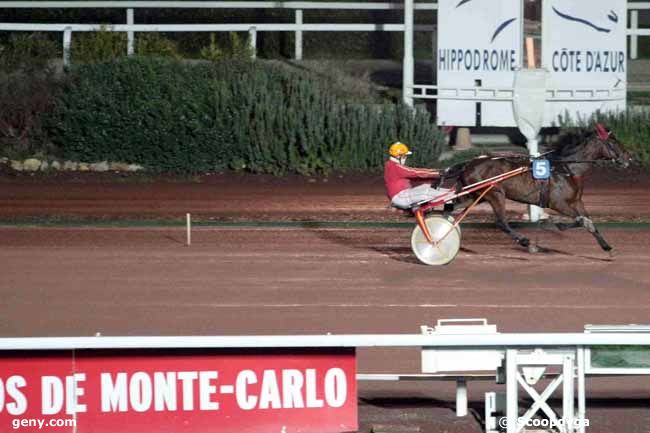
[388,142,412,158]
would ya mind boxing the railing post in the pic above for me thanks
[455,378,468,417]
[577,347,586,433]
[62,26,72,70]
[631,9,639,60]
[562,355,575,431]
[295,9,303,60]
[505,349,518,433]
[402,0,414,107]
[248,26,257,60]
[127,8,135,56]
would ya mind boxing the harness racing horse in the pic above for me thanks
[450,124,632,255]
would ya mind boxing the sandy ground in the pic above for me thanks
[2,226,649,336]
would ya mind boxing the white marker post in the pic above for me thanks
[514,37,548,223]
[186,213,191,246]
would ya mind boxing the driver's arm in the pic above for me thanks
[396,164,440,180]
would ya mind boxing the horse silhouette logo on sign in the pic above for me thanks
[552,6,618,33]
[455,0,517,43]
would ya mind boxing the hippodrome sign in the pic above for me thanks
[435,0,627,128]
[437,0,523,127]
[0,350,357,433]
[542,0,627,124]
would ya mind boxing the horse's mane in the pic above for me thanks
[543,129,597,158]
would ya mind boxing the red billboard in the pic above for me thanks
[0,349,357,433]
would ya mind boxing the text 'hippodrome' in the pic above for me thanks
[438,49,518,72]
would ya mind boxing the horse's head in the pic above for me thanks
[592,123,633,168]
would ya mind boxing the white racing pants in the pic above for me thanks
[391,184,452,209]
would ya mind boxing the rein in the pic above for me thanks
[548,159,618,164]
[497,157,618,167]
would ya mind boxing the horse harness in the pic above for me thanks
[486,155,588,208]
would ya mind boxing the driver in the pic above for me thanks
[384,142,452,209]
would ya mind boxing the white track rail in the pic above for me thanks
[0,332,649,350]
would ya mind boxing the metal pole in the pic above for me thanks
[248,26,257,60]
[456,378,468,417]
[402,0,414,107]
[63,26,72,70]
[577,347,586,433]
[562,355,575,433]
[127,8,134,55]
[295,9,303,60]
[631,10,639,60]
[528,137,544,222]
[186,213,191,246]
[506,349,518,433]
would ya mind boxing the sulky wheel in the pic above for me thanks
[411,215,462,266]
[444,214,460,236]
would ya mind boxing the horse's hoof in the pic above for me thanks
[528,244,539,254]
[608,249,617,258]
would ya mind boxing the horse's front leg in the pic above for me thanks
[484,189,531,249]
[576,215,615,255]
[571,200,614,254]
[552,199,615,255]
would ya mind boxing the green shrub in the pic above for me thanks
[135,33,180,59]
[0,71,62,158]
[200,33,254,61]
[199,34,225,62]
[72,26,127,64]
[0,34,61,157]
[228,32,255,60]
[46,57,444,174]
[0,33,59,72]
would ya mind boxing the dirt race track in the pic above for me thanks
[2,168,650,222]
[1,170,650,433]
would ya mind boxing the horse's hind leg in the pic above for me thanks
[555,220,581,231]
[484,189,531,248]
[552,199,614,254]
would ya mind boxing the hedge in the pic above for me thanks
[46,57,445,174]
